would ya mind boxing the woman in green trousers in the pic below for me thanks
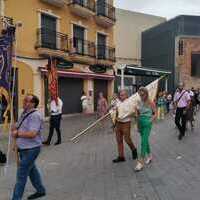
[135,87,157,171]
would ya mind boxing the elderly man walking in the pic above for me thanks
[113,90,138,163]
[11,94,46,200]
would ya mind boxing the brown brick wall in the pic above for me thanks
[177,38,200,89]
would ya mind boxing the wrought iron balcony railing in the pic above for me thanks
[97,45,115,61]
[96,1,116,21]
[36,28,68,52]
[70,37,96,57]
[69,0,95,12]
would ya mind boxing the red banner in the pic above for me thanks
[47,59,58,103]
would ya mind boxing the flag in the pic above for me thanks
[0,26,15,129]
[47,58,58,104]
[110,77,161,122]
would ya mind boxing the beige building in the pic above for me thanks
[114,9,166,93]
[0,0,116,116]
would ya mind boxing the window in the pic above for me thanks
[73,25,85,54]
[97,33,106,59]
[41,14,57,49]
[191,54,200,77]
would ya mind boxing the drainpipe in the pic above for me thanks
[120,64,126,90]
[0,0,5,16]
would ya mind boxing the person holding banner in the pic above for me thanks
[135,87,157,171]
[113,90,138,163]
[11,94,46,200]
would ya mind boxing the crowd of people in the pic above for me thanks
[0,82,199,199]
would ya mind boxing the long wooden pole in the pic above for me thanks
[5,22,19,172]
[70,75,169,142]
[70,112,110,142]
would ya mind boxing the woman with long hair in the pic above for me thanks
[135,87,157,171]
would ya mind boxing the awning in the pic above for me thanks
[117,65,171,77]
[39,68,114,80]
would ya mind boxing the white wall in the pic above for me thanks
[114,9,166,66]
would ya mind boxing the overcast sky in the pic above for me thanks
[115,0,200,19]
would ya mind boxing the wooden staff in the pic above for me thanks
[70,112,111,142]
[5,21,20,172]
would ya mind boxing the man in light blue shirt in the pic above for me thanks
[11,94,46,200]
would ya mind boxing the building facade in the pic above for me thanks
[114,9,166,94]
[177,36,200,89]
[1,0,116,116]
[142,15,200,92]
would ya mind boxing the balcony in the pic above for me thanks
[68,0,95,18]
[95,1,116,28]
[96,45,115,66]
[35,28,69,59]
[40,0,66,7]
[69,38,96,64]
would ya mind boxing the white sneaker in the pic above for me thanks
[134,162,144,171]
[145,156,152,165]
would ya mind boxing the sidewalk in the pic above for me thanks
[1,113,200,200]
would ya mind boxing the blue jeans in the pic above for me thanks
[12,146,46,200]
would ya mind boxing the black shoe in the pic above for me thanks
[112,157,125,163]
[178,134,183,140]
[42,141,50,146]
[27,192,46,199]
[54,141,61,146]
[132,149,138,160]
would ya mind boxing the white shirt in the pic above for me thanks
[50,98,63,115]
[81,95,88,108]
[116,100,131,123]
[174,90,190,108]
[189,90,194,97]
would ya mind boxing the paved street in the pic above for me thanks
[1,113,200,200]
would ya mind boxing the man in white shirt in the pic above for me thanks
[173,83,190,140]
[113,90,137,163]
[43,97,63,145]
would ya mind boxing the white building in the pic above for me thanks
[114,9,166,93]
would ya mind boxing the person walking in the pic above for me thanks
[166,93,172,113]
[186,89,195,130]
[173,83,191,140]
[80,92,88,114]
[134,87,157,171]
[43,97,63,145]
[97,92,108,118]
[157,92,165,120]
[11,94,46,200]
[113,90,138,163]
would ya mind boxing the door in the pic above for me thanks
[94,79,108,111]
[41,14,57,49]
[97,33,106,59]
[59,77,83,114]
[73,25,85,55]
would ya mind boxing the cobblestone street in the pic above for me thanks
[1,113,200,200]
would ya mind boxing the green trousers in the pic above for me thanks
[139,116,152,158]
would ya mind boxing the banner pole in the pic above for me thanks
[70,112,110,142]
[4,23,19,173]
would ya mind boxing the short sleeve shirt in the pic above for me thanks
[16,110,44,149]
[174,90,191,108]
